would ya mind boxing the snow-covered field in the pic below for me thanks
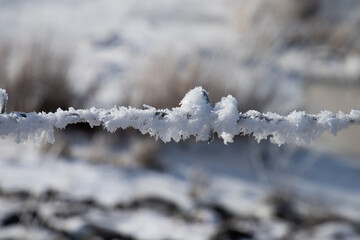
[0,0,360,239]
[0,137,360,239]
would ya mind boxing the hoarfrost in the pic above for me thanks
[0,87,359,146]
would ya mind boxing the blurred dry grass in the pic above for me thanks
[128,52,291,113]
[0,0,358,114]
[233,0,360,58]
[0,39,73,113]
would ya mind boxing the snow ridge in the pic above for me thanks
[0,87,359,146]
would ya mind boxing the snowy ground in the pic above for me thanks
[0,137,359,239]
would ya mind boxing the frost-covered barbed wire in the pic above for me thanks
[0,87,359,146]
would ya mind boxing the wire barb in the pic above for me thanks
[0,88,8,114]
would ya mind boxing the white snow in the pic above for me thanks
[294,222,360,240]
[86,209,216,240]
[0,138,360,239]
[213,95,240,144]
[0,226,53,240]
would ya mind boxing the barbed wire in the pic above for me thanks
[0,87,359,146]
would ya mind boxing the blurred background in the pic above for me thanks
[0,0,360,239]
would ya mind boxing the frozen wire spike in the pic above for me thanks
[0,88,8,114]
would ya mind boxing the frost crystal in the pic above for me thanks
[0,87,359,146]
